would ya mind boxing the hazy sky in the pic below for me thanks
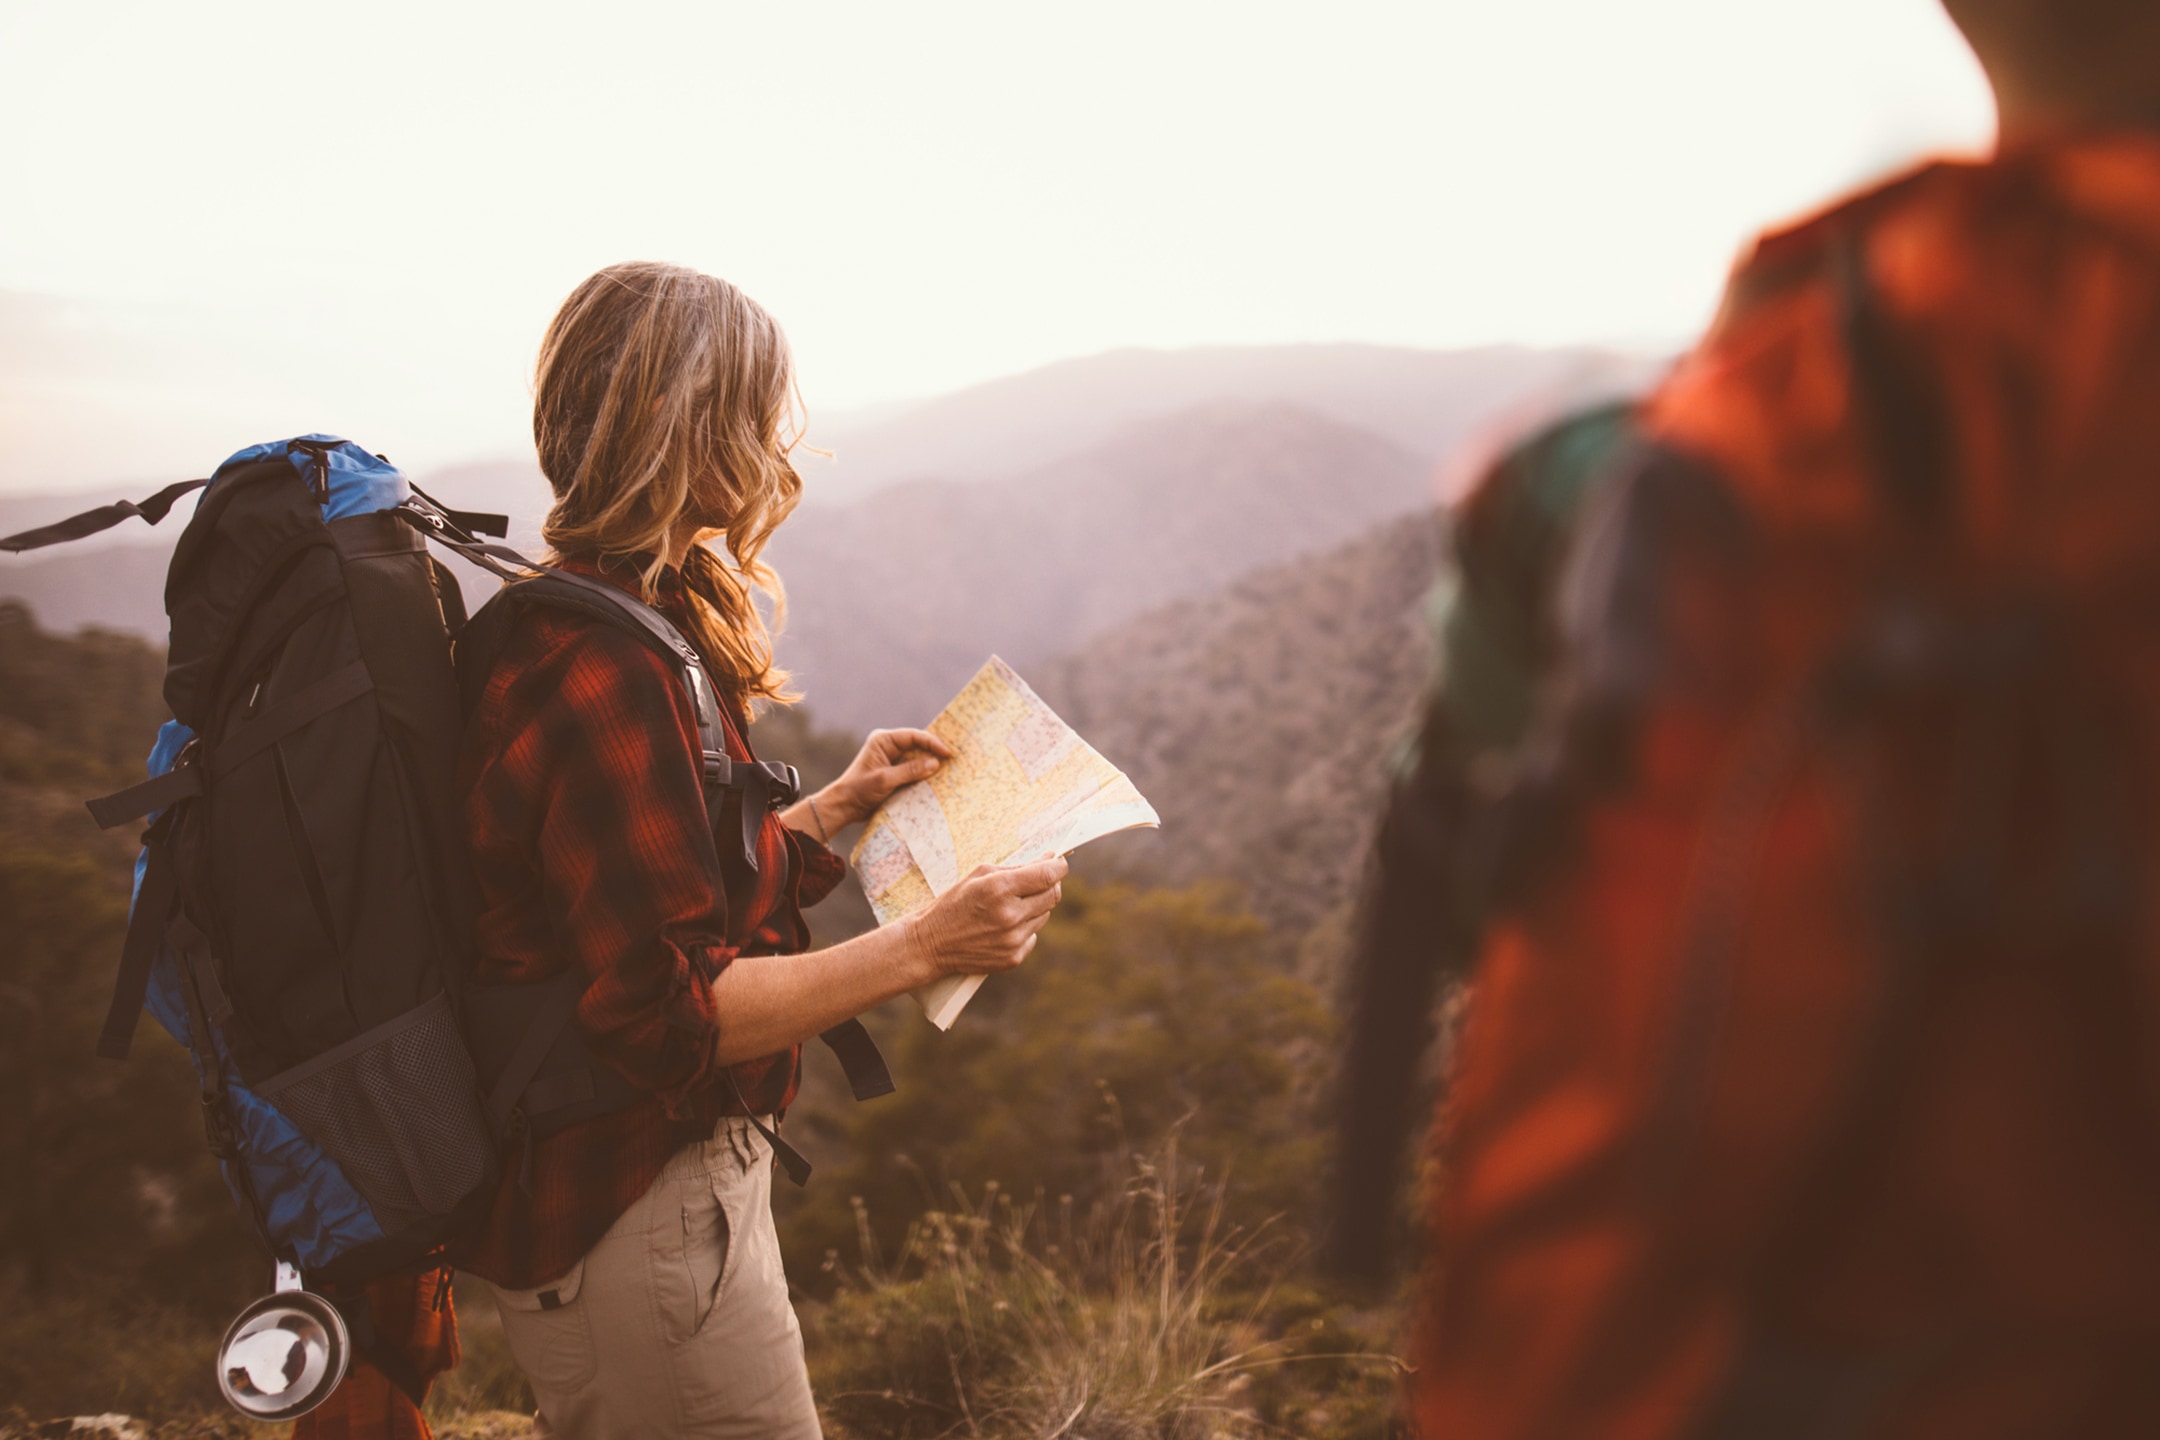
[0,0,1994,492]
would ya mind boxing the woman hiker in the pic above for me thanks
[298,261,1068,1440]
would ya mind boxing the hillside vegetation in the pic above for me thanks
[0,600,168,865]
[0,345,1506,1434]
[0,597,1410,1435]
[0,603,261,1418]
[1038,510,1445,953]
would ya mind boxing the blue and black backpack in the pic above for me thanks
[0,435,893,1406]
[2,438,514,1398]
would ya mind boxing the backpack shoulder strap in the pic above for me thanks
[1327,402,1644,1288]
[96,827,183,1061]
[1695,225,2037,1434]
[456,572,784,834]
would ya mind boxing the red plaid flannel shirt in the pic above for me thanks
[449,555,845,1289]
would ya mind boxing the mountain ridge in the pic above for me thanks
[792,340,1657,505]
[1036,507,1445,952]
[0,340,1659,537]
[769,399,1435,730]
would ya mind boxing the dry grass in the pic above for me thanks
[807,1135,1402,1440]
[1,1141,1401,1440]
[0,1285,234,1423]
[423,1282,534,1425]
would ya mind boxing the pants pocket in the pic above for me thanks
[485,1256,597,1397]
[652,1167,734,1344]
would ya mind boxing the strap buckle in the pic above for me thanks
[767,762,803,808]
[85,745,204,830]
[202,1095,241,1160]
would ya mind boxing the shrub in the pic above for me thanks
[806,1135,1401,1440]
[780,881,1335,1283]
[0,850,261,1422]
[424,1281,537,1423]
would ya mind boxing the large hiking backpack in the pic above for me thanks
[0,436,895,1300]
[1348,182,2160,1436]
[0,438,509,1405]
[4,439,505,1292]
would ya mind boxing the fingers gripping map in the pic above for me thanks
[851,657,1161,1029]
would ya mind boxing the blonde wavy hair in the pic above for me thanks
[533,261,802,705]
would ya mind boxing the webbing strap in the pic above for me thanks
[86,764,203,831]
[98,839,178,1060]
[209,662,374,779]
[395,497,739,785]
[397,496,709,691]
[404,480,508,540]
[0,478,208,553]
[408,495,799,871]
[166,914,276,1258]
[1836,232,1956,535]
[547,569,709,673]
[709,756,803,873]
[187,940,236,1025]
[729,1071,813,1187]
[434,507,508,538]
[819,1018,896,1101]
[392,499,547,583]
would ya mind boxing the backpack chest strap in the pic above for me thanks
[701,752,802,872]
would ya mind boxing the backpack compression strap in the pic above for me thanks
[0,478,209,552]
[83,663,377,831]
[97,825,181,1061]
[0,467,504,556]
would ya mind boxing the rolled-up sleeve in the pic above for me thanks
[788,828,848,909]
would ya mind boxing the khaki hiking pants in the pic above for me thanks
[479,1116,822,1440]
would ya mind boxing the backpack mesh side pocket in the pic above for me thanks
[255,992,492,1234]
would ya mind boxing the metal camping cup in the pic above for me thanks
[215,1262,350,1420]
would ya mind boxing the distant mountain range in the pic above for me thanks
[792,341,1656,506]
[0,341,1651,718]
[769,401,1432,730]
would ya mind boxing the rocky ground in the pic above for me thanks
[0,1412,540,1440]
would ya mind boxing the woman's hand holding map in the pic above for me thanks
[851,657,1161,1028]
[780,727,954,840]
[773,698,1081,1007]
[901,857,1069,983]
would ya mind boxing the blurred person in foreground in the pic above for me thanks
[1334,1,2160,1433]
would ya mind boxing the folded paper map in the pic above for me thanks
[851,657,1161,1029]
